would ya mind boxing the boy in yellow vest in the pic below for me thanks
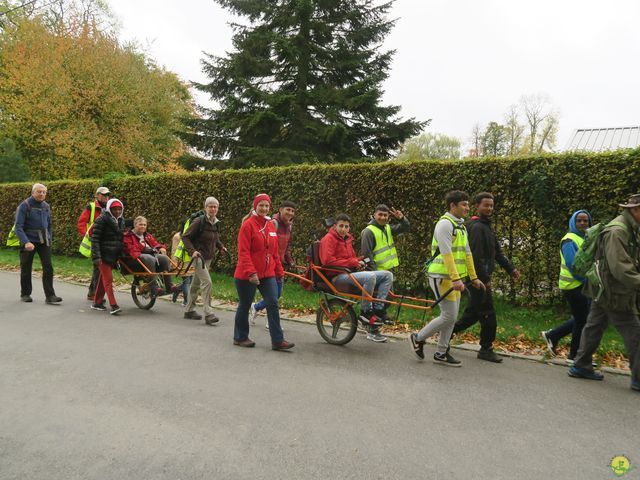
[409,190,484,366]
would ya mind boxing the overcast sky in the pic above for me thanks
[108,0,640,152]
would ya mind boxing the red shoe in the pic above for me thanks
[272,341,295,351]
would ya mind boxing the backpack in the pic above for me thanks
[572,220,628,278]
[174,211,214,262]
[6,200,45,247]
[573,219,634,300]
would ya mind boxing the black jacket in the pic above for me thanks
[467,215,515,282]
[91,211,125,265]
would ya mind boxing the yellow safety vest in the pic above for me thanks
[427,215,468,278]
[78,202,97,258]
[174,218,193,262]
[558,232,584,290]
[365,224,399,270]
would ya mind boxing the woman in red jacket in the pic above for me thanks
[233,194,294,350]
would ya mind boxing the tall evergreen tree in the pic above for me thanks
[186,0,425,167]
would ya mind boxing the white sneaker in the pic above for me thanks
[249,303,258,325]
[366,331,388,343]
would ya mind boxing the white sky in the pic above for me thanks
[108,0,640,152]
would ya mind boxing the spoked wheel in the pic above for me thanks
[316,298,358,345]
[131,277,157,310]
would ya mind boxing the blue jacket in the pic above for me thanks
[561,209,592,282]
[14,197,52,246]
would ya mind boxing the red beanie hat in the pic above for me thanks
[253,193,272,210]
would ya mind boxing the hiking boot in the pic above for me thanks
[110,305,122,316]
[272,341,295,351]
[409,333,425,359]
[204,313,219,325]
[46,295,63,304]
[477,349,503,363]
[90,303,107,311]
[433,351,462,367]
[541,330,556,356]
[20,295,33,302]
[568,366,604,381]
[366,331,388,343]
[359,310,383,327]
[234,338,256,348]
[249,303,258,325]
[184,311,202,320]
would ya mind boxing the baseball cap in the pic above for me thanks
[96,187,111,195]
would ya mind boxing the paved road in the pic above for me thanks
[0,271,638,480]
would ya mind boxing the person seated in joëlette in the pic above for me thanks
[122,216,175,296]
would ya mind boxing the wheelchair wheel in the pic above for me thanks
[131,277,156,310]
[316,298,358,345]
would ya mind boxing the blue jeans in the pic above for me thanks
[332,270,393,312]
[234,277,284,344]
[254,279,283,311]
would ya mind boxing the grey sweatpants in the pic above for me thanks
[416,277,460,354]
[574,301,640,383]
[186,257,214,316]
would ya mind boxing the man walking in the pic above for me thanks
[409,190,484,366]
[181,196,225,326]
[449,193,520,363]
[14,183,62,304]
[569,194,640,392]
[77,186,111,301]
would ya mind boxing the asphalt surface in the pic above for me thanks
[0,271,638,480]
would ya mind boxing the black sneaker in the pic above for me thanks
[20,295,33,302]
[91,303,107,311]
[373,308,393,325]
[477,349,503,363]
[433,351,462,367]
[110,305,122,315]
[359,310,383,327]
[409,333,425,360]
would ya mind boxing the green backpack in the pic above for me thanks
[572,219,631,299]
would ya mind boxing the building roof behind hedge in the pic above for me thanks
[566,126,640,151]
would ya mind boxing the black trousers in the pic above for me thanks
[20,243,55,297]
[452,284,496,351]
[546,286,591,358]
[89,263,100,295]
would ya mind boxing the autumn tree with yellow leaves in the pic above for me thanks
[0,3,194,180]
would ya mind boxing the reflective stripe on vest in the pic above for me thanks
[558,232,584,290]
[366,224,399,270]
[427,215,468,278]
[78,202,97,258]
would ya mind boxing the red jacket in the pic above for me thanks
[234,214,284,280]
[122,230,165,259]
[76,201,105,237]
[319,228,360,277]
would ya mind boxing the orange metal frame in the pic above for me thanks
[285,263,435,313]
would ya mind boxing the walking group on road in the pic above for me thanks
[7,183,640,393]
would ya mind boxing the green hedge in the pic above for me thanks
[2,150,639,304]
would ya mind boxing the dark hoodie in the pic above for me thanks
[466,215,515,283]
